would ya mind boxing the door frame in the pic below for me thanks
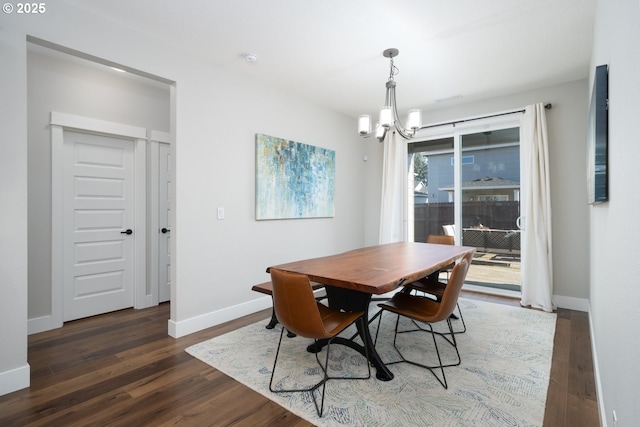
[147,130,171,306]
[50,112,148,329]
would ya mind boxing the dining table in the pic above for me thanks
[267,241,475,381]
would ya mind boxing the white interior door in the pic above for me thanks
[63,131,135,321]
[158,142,171,303]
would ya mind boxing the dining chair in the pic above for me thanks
[268,268,371,417]
[426,234,455,280]
[404,235,468,334]
[426,233,455,246]
[374,257,471,389]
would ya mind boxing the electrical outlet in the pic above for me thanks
[217,207,225,220]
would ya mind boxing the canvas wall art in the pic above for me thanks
[256,133,335,220]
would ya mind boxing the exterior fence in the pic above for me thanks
[414,201,521,254]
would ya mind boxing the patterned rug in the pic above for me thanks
[186,298,556,426]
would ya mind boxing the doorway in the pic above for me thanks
[158,142,172,303]
[147,135,172,305]
[27,40,173,333]
[51,112,148,327]
[409,125,521,294]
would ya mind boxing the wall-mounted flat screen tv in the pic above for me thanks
[587,64,608,204]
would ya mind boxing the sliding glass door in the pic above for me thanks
[409,123,521,293]
[459,128,521,292]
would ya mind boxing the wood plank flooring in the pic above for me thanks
[0,292,600,426]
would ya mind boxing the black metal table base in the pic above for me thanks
[306,286,394,381]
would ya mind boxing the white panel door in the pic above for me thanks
[63,131,135,321]
[158,143,172,303]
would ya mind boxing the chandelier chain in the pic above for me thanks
[388,57,399,81]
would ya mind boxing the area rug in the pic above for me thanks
[186,299,556,426]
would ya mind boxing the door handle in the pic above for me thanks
[161,228,170,234]
[120,229,133,235]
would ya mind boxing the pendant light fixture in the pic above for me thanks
[358,48,423,142]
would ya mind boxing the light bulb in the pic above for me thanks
[379,107,392,128]
[407,109,422,131]
[358,115,371,135]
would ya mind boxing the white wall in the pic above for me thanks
[363,79,591,306]
[169,65,366,335]
[0,21,30,396]
[590,1,640,425]
[0,2,364,395]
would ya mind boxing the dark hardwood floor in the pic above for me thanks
[0,292,599,426]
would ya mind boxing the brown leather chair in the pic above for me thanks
[375,257,471,389]
[426,233,455,245]
[426,234,455,280]
[404,235,468,334]
[268,268,371,417]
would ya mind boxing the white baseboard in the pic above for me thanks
[553,294,589,312]
[0,364,30,396]
[587,302,607,427]
[463,285,590,313]
[28,314,62,335]
[168,288,331,338]
[29,297,273,338]
[168,296,272,338]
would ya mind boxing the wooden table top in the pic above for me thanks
[268,242,475,295]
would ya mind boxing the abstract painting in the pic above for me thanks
[256,133,335,220]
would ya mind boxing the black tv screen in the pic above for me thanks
[587,64,608,204]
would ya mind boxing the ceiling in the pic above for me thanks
[63,0,596,120]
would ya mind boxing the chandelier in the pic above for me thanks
[358,48,423,142]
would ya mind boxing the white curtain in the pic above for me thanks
[519,103,555,312]
[379,132,405,243]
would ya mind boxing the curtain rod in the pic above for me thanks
[418,103,552,131]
